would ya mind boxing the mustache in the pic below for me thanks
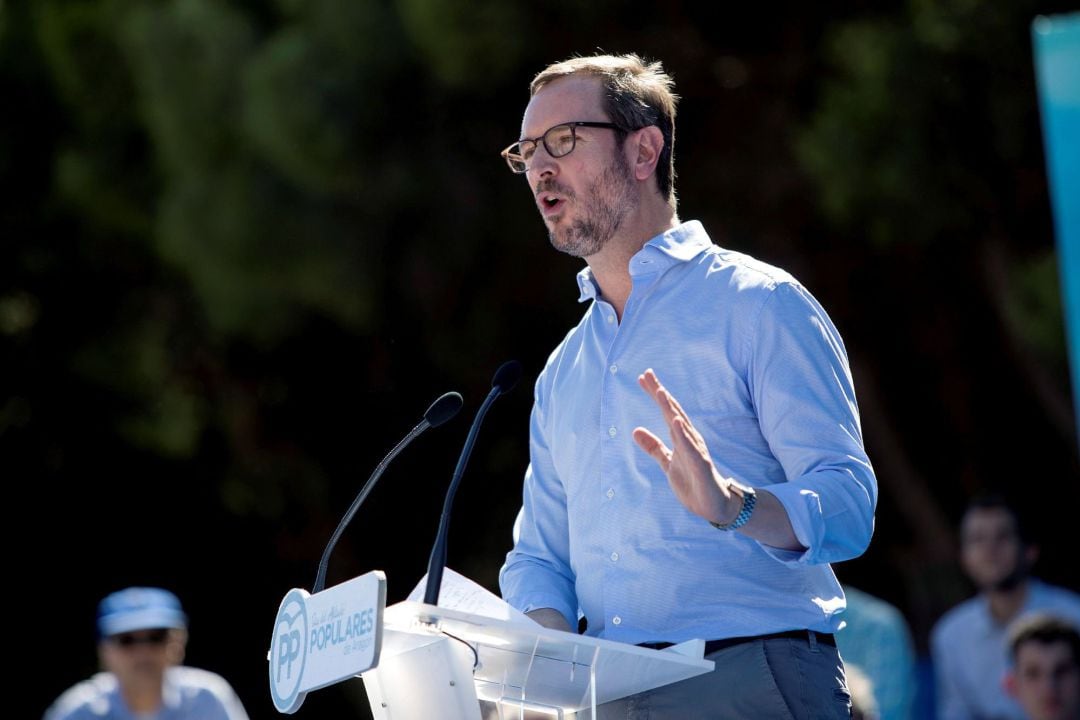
[535,179,576,200]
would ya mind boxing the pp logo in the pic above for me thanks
[269,590,308,713]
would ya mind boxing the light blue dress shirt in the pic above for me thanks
[43,667,249,720]
[500,220,877,644]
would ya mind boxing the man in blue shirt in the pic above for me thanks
[44,587,248,720]
[932,497,1080,720]
[498,54,877,718]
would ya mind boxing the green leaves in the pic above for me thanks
[397,0,524,88]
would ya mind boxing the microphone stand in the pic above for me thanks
[424,361,520,605]
[313,392,462,593]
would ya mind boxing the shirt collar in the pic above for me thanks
[161,667,182,709]
[575,220,712,302]
[974,579,1049,633]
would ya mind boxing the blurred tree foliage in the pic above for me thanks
[798,0,1077,641]
[800,0,1071,430]
[4,0,1078,717]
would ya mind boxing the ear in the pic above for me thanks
[629,126,665,183]
[1003,671,1018,698]
[166,629,188,666]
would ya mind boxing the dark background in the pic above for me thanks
[4,1,1078,717]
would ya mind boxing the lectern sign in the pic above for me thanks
[269,571,387,714]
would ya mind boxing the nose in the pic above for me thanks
[526,143,557,180]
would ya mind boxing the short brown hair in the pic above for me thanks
[1008,613,1080,665]
[531,54,679,209]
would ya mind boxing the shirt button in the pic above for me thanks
[612,616,622,625]
[609,364,618,374]
[606,314,614,323]
[610,552,619,562]
[606,488,615,499]
[608,426,617,438]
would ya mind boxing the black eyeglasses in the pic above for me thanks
[501,121,623,173]
[110,629,170,647]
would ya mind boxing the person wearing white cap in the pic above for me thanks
[43,587,248,720]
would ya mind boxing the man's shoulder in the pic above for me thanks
[44,673,118,720]
[1030,579,1080,618]
[168,665,239,695]
[683,239,832,333]
[694,242,797,295]
[167,666,245,717]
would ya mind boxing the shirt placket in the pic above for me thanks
[594,295,624,634]
[595,266,658,637]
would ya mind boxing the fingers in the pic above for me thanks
[670,415,693,451]
[640,369,711,460]
[638,368,665,403]
[633,427,671,472]
[639,368,672,421]
[640,368,691,430]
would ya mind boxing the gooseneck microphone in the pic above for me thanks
[424,361,522,605]
[313,391,463,593]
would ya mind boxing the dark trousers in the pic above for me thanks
[579,632,852,720]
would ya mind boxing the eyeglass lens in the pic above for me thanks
[111,629,170,647]
[506,124,578,172]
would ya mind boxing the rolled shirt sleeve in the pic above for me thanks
[747,282,876,565]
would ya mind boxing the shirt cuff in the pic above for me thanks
[507,591,578,632]
[756,485,820,565]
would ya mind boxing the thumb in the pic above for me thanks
[633,427,671,471]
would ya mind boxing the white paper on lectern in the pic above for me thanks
[406,568,536,627]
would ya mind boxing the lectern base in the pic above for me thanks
[362,634,481,720]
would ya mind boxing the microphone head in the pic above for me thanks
[425,392,464,428]
[492,360,522,394]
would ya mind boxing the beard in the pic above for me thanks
[542,152,635,258]
[987,556,1031,592]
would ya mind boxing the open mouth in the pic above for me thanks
[538,193,566,217]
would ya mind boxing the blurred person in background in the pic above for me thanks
[44,587,248,720]
[836,584,916,720]
[1004,614,1080,720]
[847,662,882,720]
[932,495,1080,720]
